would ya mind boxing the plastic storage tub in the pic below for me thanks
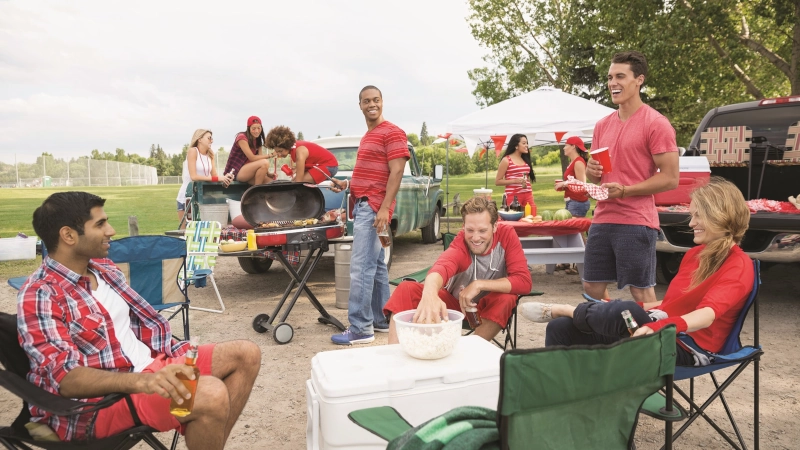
[306,336,503,450]
[198,204,229,226]
[654,156,711,205]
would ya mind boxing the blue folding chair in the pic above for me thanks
[641,259,763,450]
[107,235,192,341]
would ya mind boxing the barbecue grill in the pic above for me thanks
[240,181,346,344]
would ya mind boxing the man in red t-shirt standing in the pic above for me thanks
[584,51,679,304]
[330,85,409,345]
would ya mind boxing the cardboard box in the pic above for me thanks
[654,157,711,205]
[0,237,36,261]
[306,336,502,450]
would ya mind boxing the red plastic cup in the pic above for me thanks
[590,147,612,174]
[280,164,293,176]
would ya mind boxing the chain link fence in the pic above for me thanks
[1,157,160,188]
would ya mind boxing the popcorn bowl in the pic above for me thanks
[393,309,464,360]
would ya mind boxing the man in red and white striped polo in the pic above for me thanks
[330,85,409,345]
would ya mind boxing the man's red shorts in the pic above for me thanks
[93,343,216,438]
[383,281,517,327]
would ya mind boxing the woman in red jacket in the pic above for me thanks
[522,177,752,366]
[265,125,339,184]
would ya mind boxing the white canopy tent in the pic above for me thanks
[446,86,615,155]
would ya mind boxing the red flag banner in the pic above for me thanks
[554,131,567,143]
[490,135,507,157]
[479,148,487,158]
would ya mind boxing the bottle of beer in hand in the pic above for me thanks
[621,310,639,336]
[170,338,200,417]
[510,195,521,212]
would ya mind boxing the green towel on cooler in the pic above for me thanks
[387,406,500,450]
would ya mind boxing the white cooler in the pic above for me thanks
[306,336,503,450]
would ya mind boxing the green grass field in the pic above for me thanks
[0,166,592,277]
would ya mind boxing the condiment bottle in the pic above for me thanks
[170,337,200,417]
[524,203,532,217]
[246,229,257,251]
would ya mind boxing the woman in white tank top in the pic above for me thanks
[176,129,234,227]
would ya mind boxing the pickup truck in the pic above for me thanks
[655,96,800,283]
[313,135,445,269]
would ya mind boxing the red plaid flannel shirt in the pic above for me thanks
[16,257,190,441]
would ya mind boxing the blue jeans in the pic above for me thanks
[565,199,590,217]
[347,200,390,334]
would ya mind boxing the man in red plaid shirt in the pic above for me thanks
[17,192,260,448]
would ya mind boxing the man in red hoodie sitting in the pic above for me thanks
[384,197,532,342]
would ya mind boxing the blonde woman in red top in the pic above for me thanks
[495,134,536,209]
[522,177,753,366]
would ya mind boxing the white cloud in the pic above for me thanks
[0,0,489,163]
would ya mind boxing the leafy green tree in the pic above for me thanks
[297,131,305,140]
[466,0,794,144]
[407,133,421,147]
[447,151,475,175]
[335,130,342,136]
[420,122,430,146]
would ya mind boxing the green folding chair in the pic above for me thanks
[349,327,678,450]
[183,220,225,313]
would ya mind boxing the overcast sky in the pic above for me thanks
[0,0,489,163]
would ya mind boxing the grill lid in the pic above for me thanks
[240,181,325,226]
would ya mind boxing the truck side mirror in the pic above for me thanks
[434,165,444,181]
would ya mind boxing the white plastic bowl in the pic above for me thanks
[393,309,464,360]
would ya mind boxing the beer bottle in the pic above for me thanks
[501,194,508,211]
[170,338,200,417]
[621,310,639,336]
[465,306,482,329]
[510,195,521,212]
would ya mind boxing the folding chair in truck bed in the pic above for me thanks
[640,259,763,449]
[349,326,679,450]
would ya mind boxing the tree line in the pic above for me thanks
[466,0,795,144]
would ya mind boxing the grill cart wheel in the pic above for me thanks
[252,314,270,333]
[273,323,294,344]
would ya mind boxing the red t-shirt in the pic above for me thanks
[563,158,589,202]
[291,140,338,169]
[658,245,753,353]
[591,105,677,229]
[350,121,409,219]
[429,224,532,299]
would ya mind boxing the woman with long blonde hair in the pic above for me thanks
[177,129,234,227]
[521,177,753,366]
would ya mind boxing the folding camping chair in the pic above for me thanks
[7,244,47,291]
[108,235,192,341]
[640,259,763,450]
[182,220,225,313]
[388,231,543,350]
[0,312,172,450]
[349,327,678,450]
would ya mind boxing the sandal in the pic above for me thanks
[565,266,579,275]
[521,302,554,323]
[555,263,570,271]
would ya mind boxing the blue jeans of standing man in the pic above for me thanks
[347,199,390,334]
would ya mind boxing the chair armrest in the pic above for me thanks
[0,369,127,416]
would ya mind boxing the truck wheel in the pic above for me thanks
[382,232,393,271]
[238,256,273,274]
[421,208,441,244]
[656,252,683,285]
